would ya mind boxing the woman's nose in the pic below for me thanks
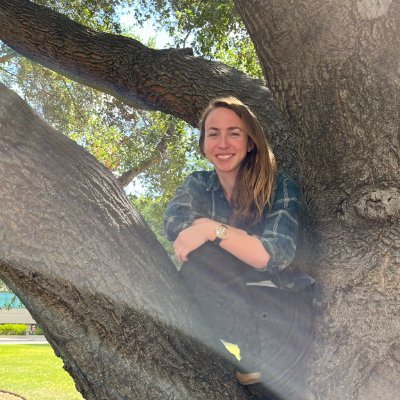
[218,134,228,147]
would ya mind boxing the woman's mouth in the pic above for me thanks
[216,154,234,160]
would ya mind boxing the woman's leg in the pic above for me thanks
[180,242,314,399]
[244,286,314,400]
[179,242,258,353]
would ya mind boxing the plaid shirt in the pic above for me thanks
[164,170,301,273]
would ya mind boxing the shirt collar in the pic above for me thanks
[205,170,222,192]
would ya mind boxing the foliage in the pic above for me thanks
[0,279,8,291]
[33,0,128,33]
[0,46,202,199]
[35,325,44,335]
[0,324,27,335]
[137,0,263,77]
[0,344,83,400]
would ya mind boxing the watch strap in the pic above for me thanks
[213,236,223,246]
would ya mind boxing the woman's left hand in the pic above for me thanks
[173,221,215,263]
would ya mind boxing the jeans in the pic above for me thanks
[180,242,314,400]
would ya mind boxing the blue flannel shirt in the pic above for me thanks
[164,170,301,273]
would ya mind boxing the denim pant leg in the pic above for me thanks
[179,243,257,355]
[180,242,313,399]
[244,286,314,400]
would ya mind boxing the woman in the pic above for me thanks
[164,97,313,400]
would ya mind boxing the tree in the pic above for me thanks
[0,1,399,400]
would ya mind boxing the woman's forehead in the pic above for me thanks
[205,107,244,129]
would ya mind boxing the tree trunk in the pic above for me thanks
[234,0,400,399]
[0,82,252,400]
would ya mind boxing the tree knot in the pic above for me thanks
[338,187,400,226]
[355,187,400,222]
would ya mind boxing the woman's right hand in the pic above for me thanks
[173,224,209,263]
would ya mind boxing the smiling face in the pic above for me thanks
[202,107,253,180]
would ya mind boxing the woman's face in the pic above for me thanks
[203,107,253,179]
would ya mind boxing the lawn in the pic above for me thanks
[0,342,240,400]
[0,345,83,400]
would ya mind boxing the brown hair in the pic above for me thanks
[199,96,276,226]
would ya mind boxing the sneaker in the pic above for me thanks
[236,370,262,385]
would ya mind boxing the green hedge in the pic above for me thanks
[35,325,43,335]
[0,323,27,335]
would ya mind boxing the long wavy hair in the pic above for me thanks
[199,96,277,226]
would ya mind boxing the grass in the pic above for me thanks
[0,344,83,400]
[0,342,240,400]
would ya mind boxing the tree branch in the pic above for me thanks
[117,125,174,188]
[0,0,298,175]
[0,52,15,63]
[0,82,251,399]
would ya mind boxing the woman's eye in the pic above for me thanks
[207,132,217,137]
[231,131,241,136]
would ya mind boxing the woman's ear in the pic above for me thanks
[247,139,255,152]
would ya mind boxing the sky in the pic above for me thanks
[119,12,171,49]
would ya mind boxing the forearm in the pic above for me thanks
[219,231,270,269]
[191,218,270,269]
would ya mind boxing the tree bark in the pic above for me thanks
[0,0,298,176]
[234,0,400,399]
[0,82,252,400]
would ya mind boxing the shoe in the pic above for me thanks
[236,370,262,385]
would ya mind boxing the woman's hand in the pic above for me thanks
[173,219,217,263]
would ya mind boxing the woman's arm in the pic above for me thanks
[173,174,300,272]
[173,217,270,268]
[254,173,301,272]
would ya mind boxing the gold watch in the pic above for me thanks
[214,224,229,246]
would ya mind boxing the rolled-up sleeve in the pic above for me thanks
[256,174,301,272]
[164,175,205,241]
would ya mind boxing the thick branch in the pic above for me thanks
[0,0,298,175]
[0,0,273,124]
[0,83,251,399]
[235,0,400,188]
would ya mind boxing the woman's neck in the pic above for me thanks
[216,172,237,202]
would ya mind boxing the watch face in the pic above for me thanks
[216,224,229,240]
